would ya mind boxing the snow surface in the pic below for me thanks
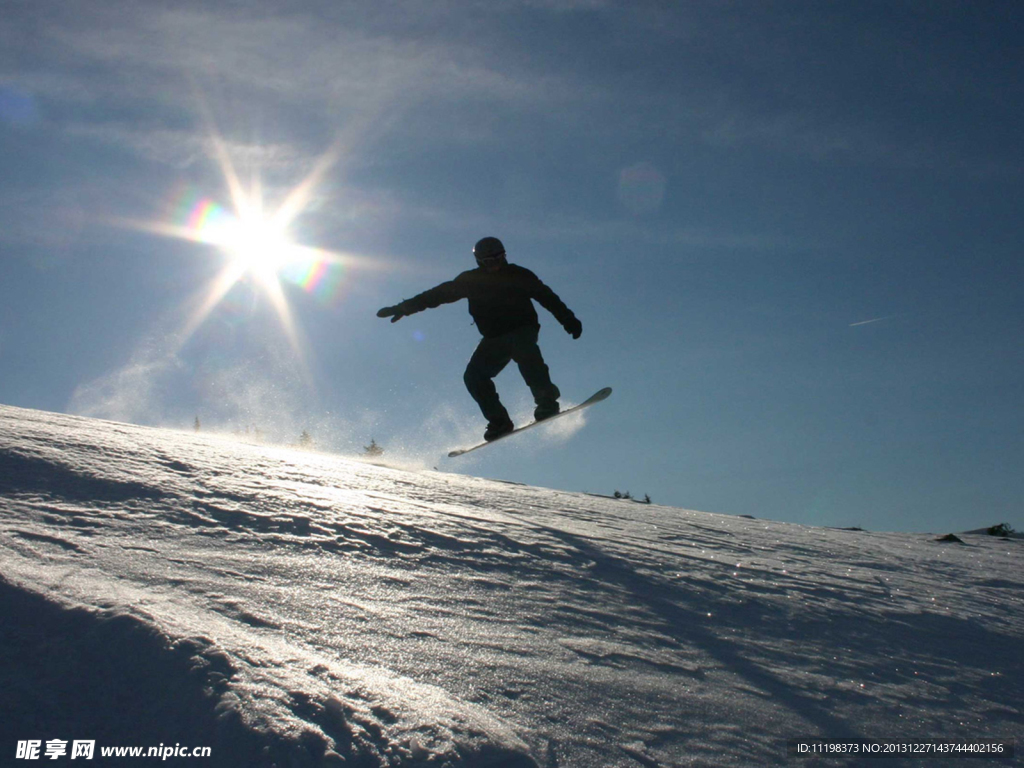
[0,403,1021,767]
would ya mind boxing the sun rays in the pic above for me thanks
[118,126,365,384]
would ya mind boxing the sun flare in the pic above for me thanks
[213,213,296,284]
[114,113,383,391]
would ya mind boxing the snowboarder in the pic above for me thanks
[377,237,583,442]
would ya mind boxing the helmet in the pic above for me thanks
[473,237,506,265]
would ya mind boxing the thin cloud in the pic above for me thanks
[27,4,572,116]
[402,202,814,254]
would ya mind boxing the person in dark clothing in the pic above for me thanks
[377,237,582,441]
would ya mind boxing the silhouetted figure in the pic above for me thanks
[377,237,582,441]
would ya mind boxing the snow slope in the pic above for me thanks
[0,404,1020,766]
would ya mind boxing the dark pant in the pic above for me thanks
[464,325,560,424]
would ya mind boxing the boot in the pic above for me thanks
[484,416,515,441]
[534,400,560,422]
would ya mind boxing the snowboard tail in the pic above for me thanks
[448,387,612,458]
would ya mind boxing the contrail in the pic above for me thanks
[849,315,895,328]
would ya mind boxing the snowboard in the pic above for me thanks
[448,387,612,458]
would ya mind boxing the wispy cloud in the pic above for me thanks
[6,0,602,206]
[401,201,814,255]
[7,0,1019,184]
[20,4,573,121]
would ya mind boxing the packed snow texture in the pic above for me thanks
[0,404,1020,767]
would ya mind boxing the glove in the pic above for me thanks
[377,305,405,323]
[565,317,582,339]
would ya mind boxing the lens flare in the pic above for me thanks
[110,93,394,405]
[123,160,360,374]
[281,254,347,306]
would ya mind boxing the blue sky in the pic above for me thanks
[2,0,1021,532]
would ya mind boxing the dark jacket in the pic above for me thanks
[395,263,579,339]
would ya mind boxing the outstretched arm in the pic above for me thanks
[376,280,466,324]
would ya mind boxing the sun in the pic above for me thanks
[116,115,377,384]
[214,212,297,286]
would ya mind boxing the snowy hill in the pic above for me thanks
[0,405,1020,767]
